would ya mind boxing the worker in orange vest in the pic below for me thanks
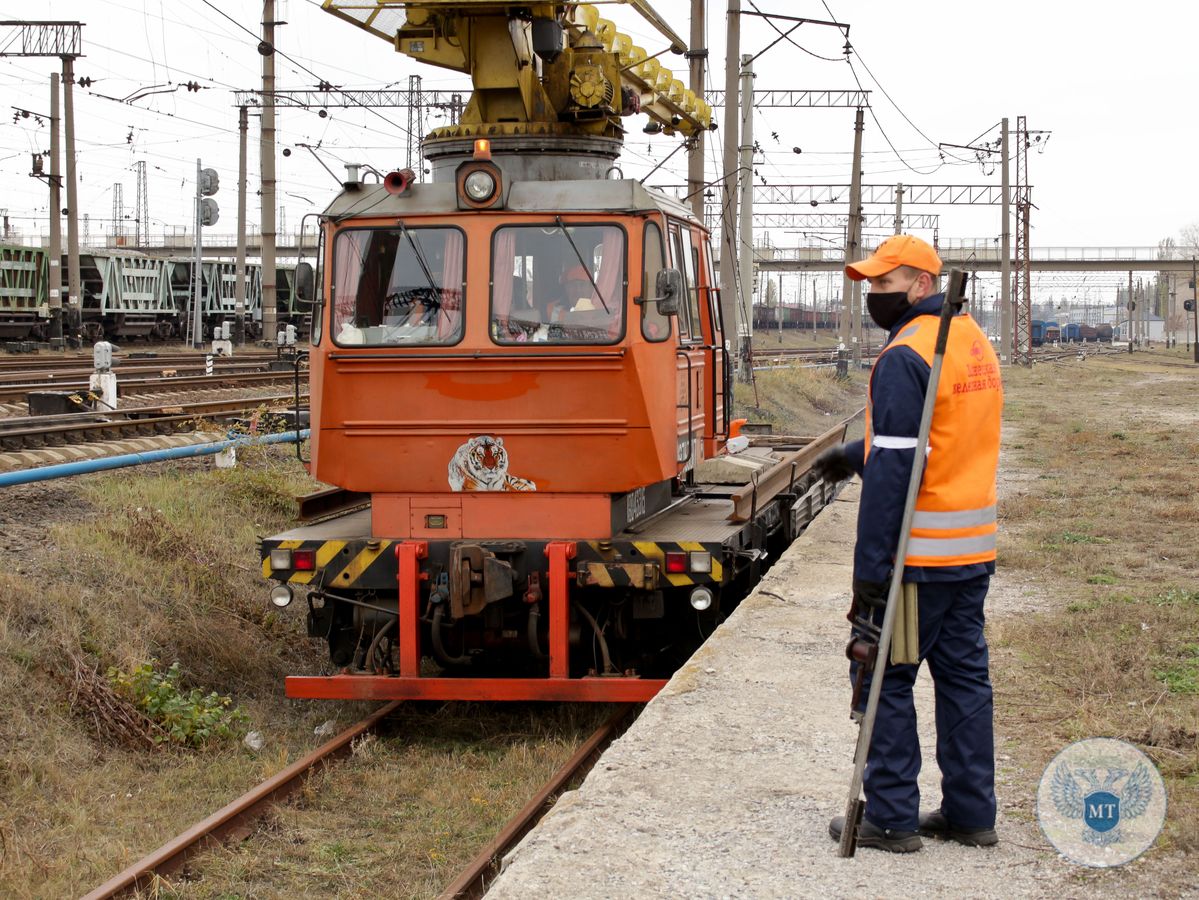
[818,235,1004,853]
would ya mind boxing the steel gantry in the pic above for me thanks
[1,19,84,345]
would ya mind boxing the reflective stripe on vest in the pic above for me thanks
[871,434,918,450]
[911,504,996,530]
[906,532,997,559]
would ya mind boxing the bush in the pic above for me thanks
[107,660,249,748]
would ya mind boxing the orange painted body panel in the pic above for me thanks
[285,674,667,702]
[373,492,615,539]
[309,210,719,534]
[308,211,726,540]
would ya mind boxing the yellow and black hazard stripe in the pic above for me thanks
[262,538,396,589]
[578,540,726,588]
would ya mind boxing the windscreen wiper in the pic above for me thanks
[396,219,448,324]
[555,215,611,314]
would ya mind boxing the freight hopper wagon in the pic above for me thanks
[260,0,846,703]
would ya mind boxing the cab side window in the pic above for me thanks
[641,221,671,342]
[668,224,695,340]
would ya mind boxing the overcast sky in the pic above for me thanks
[2,1,1196,305]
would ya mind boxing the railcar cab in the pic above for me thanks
[302,168,729,542]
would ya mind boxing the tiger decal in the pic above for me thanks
[447,435,536,492]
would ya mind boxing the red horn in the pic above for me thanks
[384,168,416,195]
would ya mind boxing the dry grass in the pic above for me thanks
[0,451,333,897]
[160,704,607,898]
[737,362,868,437]
[0,453,633,898]
[990,356,1199,895]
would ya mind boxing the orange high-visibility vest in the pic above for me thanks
[865,312,1003,568]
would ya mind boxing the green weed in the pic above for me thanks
[107,660,249,748]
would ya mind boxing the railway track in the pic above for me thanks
[439,705,632,899]
[0,350,277,375]
[81,702,403,900]
[81,704,632,899]
[0,369,300,405]
[0,359,275,387]
[0,393,306,451]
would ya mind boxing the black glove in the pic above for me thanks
[852,579,890,610]
[812,444,856,483]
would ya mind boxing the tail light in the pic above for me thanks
[664,551,688,574]
[292,549,316,571]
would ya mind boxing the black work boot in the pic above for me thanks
[917,810,999,847]
[828,815,923,853]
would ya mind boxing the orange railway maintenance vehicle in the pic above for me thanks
[261,0,846,703]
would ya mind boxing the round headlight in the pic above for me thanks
[464,169,496,202]
[689,585,714,612]
[270,584,294,608]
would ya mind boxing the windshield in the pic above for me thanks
[331,226,465,346]
[490,223,625,345]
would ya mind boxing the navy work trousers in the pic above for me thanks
[851,575,996,832]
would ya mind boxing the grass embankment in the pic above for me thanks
[991,353,1198,893]
[0,450,605,897]
[740,333,868,436]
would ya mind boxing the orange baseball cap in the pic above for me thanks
[845,234,943,282]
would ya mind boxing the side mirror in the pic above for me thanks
[295,261,316,305]
[654,268,684,316]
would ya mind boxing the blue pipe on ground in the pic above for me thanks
[0,429,310,488]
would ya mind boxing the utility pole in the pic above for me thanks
[999,117,1011,365]
[63,55,81,345]
[1127,270,1133,347]
[811,277,817,341]
[406,74,423,170]
[840,107,864,358]
[260,0,278,345]
[48,71,63,344]
[1193,258,1199,362]
[235,104,249,346]
[193,158,204,348]
[0,21,82,347]
[134,160,148,244]
[893,182,903,235]
[686,0,705,222]
[719,0,740,377]
[736,52,754,381]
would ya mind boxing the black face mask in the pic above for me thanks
[866,291,911,330]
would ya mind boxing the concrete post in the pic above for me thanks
[63,56,82,345]
[840,108,864,360]
[235,105,248,346]
[719,0,740,374]
[48,72,63,345]
[1000,118,1011,365]
[736,53,754,382]
[260,0,278,344]
[686,0,706,223]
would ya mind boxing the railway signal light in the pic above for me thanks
[199,167,220,226]
[199,168,219,196]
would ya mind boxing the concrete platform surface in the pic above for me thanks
[488,483,1072,899]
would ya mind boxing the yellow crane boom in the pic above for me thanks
[321,1,710,143]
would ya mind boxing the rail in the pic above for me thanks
[0,370,298,404]
[81,701,401,900]
[0,394,305,451]
[438,705,634,899]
